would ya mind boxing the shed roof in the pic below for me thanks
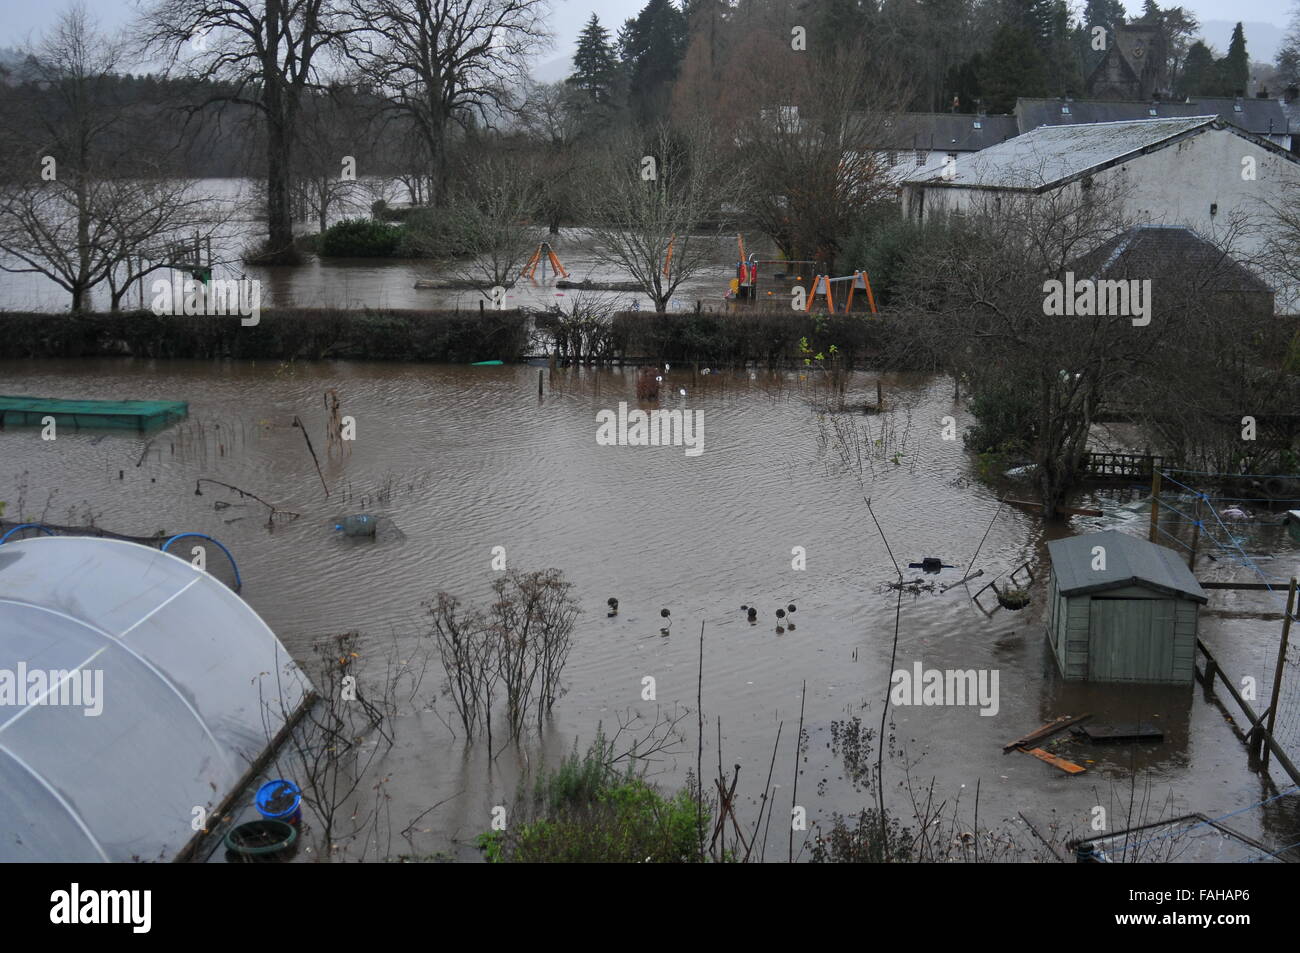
[903,116,1219,189]
[1015,97,1291,138]
[1047,530,1208,603]
[1070,225,1273,294]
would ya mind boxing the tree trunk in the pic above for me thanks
[263,114,296,262]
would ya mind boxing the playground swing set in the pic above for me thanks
[522,241,568,281]
[727,234,877,314]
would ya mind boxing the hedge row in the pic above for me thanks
[607,309,934,369]
[0,308,530,363]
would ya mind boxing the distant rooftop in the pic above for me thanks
[903,116,1219,189]
[1016,96,1291,138]
[855,111,1020,152]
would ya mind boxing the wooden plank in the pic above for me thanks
[1003,713,1092,752]
[1022,746,1087,774]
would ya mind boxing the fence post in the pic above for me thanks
[1148,468,1162,543]
[1263,578,1298,767]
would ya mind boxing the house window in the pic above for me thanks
[973,120,982,129]
[1148,107,1157,116]
[1061,104,1071,115]
[888,151,898,167]
[915,150,926,165]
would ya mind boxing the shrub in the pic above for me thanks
[838,214,930,309]
[509,779,702,863]
[398,207,485,259]
[318,218,403,257]
[964,374,1037,455]
[482,732,709,863]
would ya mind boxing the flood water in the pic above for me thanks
[2,359,1298,861]
[0,177,738,314]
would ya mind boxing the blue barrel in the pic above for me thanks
[256,779,302,825]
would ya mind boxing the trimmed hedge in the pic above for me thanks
[607,309,934,369]
[0,308,530,363]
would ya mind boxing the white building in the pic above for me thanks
[900,116,1300,312]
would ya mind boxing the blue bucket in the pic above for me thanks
[255,779,302,825]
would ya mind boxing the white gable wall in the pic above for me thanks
[902,126,1300,311]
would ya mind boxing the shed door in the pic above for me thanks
[1088,598,1175,682]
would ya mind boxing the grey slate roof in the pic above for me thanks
[1070,225,1273,294]
[1016,97,1291,138]
[1047,530,1208,603]
[903,116,1218,188]
[865,112,1021,152]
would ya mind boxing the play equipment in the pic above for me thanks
[523,242,568,280]
[805,274,836,312]
[807,271,879,314]
[843,271,878,314]
[724,243,818,302]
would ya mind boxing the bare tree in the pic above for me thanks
[425,569,579,751]
[348,0,551,208]
[584,122,736,313]
[136,0,353,264]
[0,6,218,311]
[895,175,1162,518]
[733,33,911,268]
[449,146,542,289]
[517,80,588,234]
[289,89,369,233]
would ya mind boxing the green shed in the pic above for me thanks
[1045,531,1207,685]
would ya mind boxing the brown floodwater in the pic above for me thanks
[2,359,1298,861]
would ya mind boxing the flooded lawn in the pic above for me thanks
[2,359,1297,860]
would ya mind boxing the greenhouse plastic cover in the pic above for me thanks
[0,536,311,862]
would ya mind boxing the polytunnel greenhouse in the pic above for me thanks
[0,536,312,862]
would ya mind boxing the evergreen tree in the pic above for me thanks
[1221,22,1249,96]
[567,14,622,112]
[1278,1,1300,88]
[1043,0,1083,97]
[947,52,984,112]
[1179,40,1215,97]
[977,24,1048,111]
[619,0,688,124]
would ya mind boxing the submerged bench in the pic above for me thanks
[0,395,188,431]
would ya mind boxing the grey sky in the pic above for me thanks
[0,0,1292,64]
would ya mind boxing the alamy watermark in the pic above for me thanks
[50,884,150,933]
[890,661,999,716]
[0,663,103,716]
[1042,272,1151,326]
[596,401,704,457]
[151,275,261,326]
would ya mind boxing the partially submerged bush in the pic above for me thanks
[482,733,707,863]
[318,218,403,257]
